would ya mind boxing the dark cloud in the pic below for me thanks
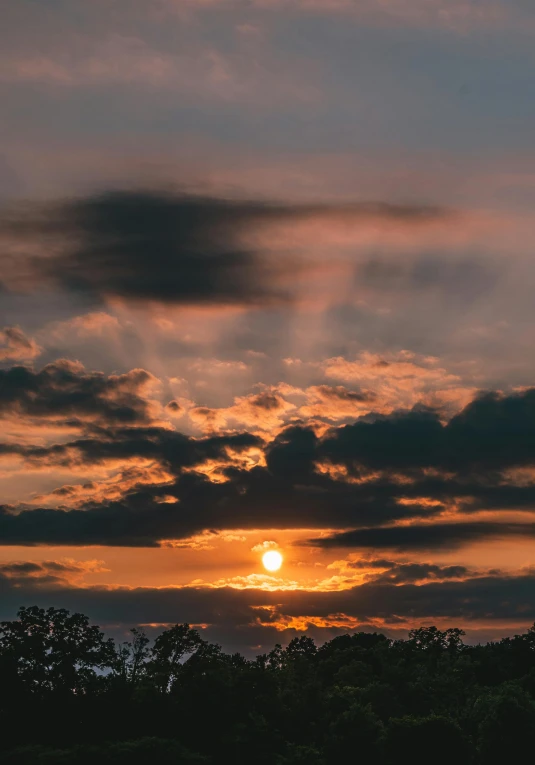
[0,561,48,575]
[351,559,471,583]
[0,559,98,588]
[310,521,535,551]
[166,400,184,415]
[3,385,535,547]
[0,360,157,427]
[1,568,535,655]
[246,391,284,410]
[0,500,181,548]
[0,190,450,307]
[313,385,373,403]
[0,457,443,546]
[316,388,535,473]
[7,426,262,473]
[43,192,289,307]
[0,559,93,577]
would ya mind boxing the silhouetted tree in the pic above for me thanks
[146,623,203,691]
[114,628,150,685]
[0,606,115,695]
[408,625,465,652]
[2,606,535,764]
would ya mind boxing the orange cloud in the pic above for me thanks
[189,389,296,434]
[320,351,475,417]
[44,312,122,341]
[0,326,41,361]
[32,462,175,508]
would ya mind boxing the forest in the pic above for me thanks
[1,606,535,764]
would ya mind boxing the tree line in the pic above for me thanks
[1,606,535,764]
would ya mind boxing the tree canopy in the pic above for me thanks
[2,606,535,764]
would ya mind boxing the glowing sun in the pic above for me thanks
[262,550,283,572]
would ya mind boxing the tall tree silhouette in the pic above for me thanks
[147,623,204,691]
[0,606,115,694]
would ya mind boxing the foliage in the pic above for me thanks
[2,608,535,764]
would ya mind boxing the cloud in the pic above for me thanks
[0,191,451,309]
[159,0,511,34]
[189,389,296,433]
[315,388,535,474]
[319,351,475,416]
[341,558,472,584]
[0,461,436,547]
[0,360,160,430]
[4,384,535,547]
[1,424,263,473]
[2,566,535,655]
[0,558,107,587]
[181,356,472,438]
[281,353,476,424]
[0,326,41,361]
[32,463,176,508]
[296,384,375,423]
[45,312,122,341]
[166,400,185,417]
[310,521,535,552]
[0,32,323,107]
[251,540,280,553]
[369,561,472,584]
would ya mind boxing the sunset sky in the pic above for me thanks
[1,0,535,655]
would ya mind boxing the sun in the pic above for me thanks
[262,550,283,572]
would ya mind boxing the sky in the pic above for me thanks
[1,0,535,655]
